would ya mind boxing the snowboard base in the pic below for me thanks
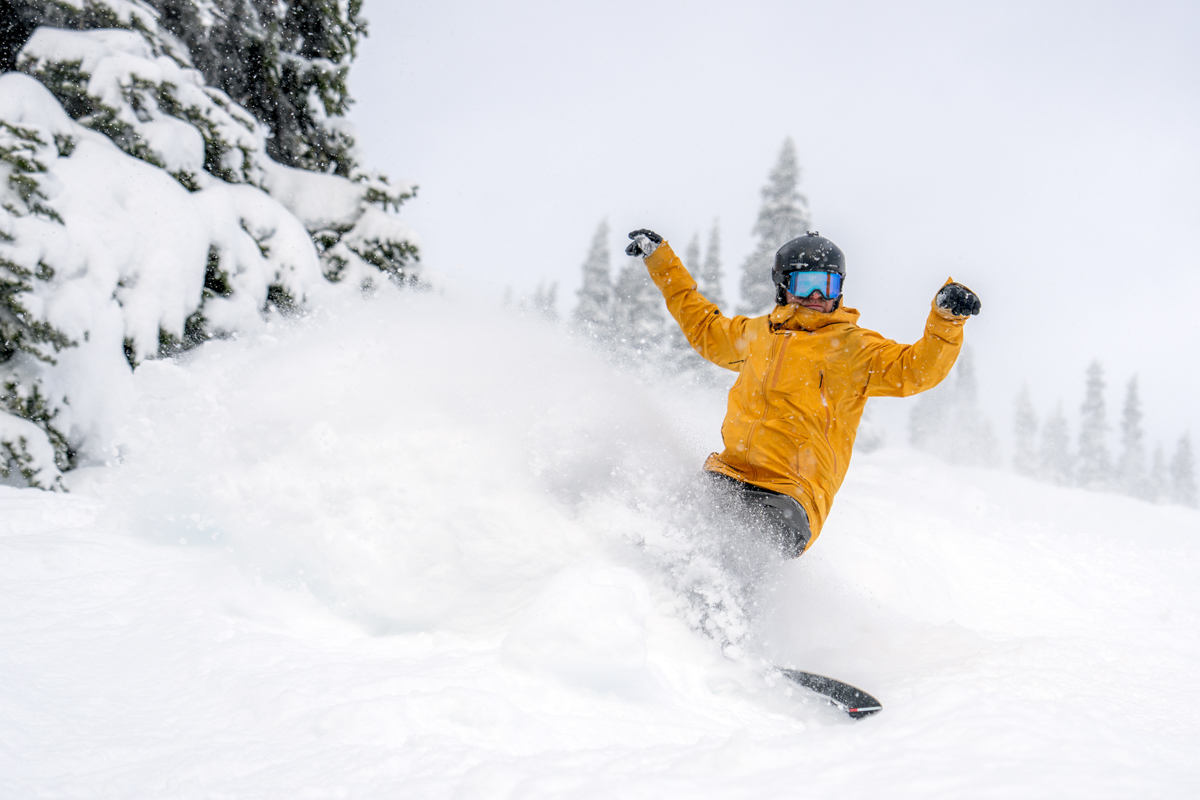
[778,668,882,719]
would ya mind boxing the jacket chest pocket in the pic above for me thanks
[770,336,858,408]
[766,336,822,403]
[820,354,853,389]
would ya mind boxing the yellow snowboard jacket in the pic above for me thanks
[644,241,969,551]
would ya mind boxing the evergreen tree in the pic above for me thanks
[144,0,367,176]
[1116,376,1148,499]
[684,232,701,273]
[1170,433,1197,508]
[699,219,725,309]
[1039,404,1073,486]
[1,107,79,485]
[0,0,418,489]
[907,376,948,453]
[908,345,997,466]
[572,220,612,340]
[1148,443,1168,503]
[856,402,886,453]
[3,0,364,175]
[13,0,416,285]
[1076,360,1111,489]
[612,256,668,361]
[1012,383,1038,476]
[737,138,811,315]
[2,1,174,72]
[520,281,558,322]
[948,346,998,466]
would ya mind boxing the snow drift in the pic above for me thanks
[2,288,1197,798]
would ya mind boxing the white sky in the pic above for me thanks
[347,0,1200,455]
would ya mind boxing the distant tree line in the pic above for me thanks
[1013,362,1196,508]
[904,344,1197,510]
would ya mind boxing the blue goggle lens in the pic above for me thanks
[786,270,843,300]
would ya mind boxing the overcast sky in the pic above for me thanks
[347,0,1199,455]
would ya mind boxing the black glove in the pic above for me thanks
[625,228,663,257]
[935,282,981,317]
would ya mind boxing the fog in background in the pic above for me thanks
[348,0,1199,455]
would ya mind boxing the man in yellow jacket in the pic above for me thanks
[626,228,981,558]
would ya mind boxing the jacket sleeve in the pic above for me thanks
[644,241,752,371]
[861,284,969,398]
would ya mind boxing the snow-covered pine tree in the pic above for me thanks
[572,220,612,341]
[949,346,998,466]
[0,116,74,486]
[516,281,558,322]
[908,345,997,466]
[2,1,167,71]
[737,138,810,315]
[1116,376,1149,499]
[855,402,886,453]
[684,232,701,274]
[1076,360,1111,490]
[612,256,668,363]
[1013,383,1038,476]
[141,0,366,177]
[0,0,417,487]
[1170,433,1197,508]
[13,0,416,285]
[908,374,949,453]
[1039,404,1073,486]
[699,219,724,309]
[533,281,558,322]
[1148,443,1168,503]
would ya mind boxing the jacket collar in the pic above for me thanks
[768,302,861,332]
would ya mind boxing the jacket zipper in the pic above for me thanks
[744,332,786,477]
[768,333,791,391]
[819,371,838,476]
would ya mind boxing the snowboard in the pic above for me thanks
[778,668,882,719]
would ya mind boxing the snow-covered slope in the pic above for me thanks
[2,290,1197,798]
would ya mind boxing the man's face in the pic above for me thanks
[785,289,836,313]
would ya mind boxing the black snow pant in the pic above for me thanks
[705,472,811,559]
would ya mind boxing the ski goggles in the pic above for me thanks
[786,270,843,300]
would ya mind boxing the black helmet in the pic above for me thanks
[772,231,845,306]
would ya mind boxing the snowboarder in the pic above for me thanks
[626,229,981,558]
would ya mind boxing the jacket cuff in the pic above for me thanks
[645,240,676,272]
[932,303,969,322]
[932,276,974,322]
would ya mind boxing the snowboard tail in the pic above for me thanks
[778,668,882,719]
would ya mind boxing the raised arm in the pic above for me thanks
[636,234,751,371]
[863,279,980,397]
